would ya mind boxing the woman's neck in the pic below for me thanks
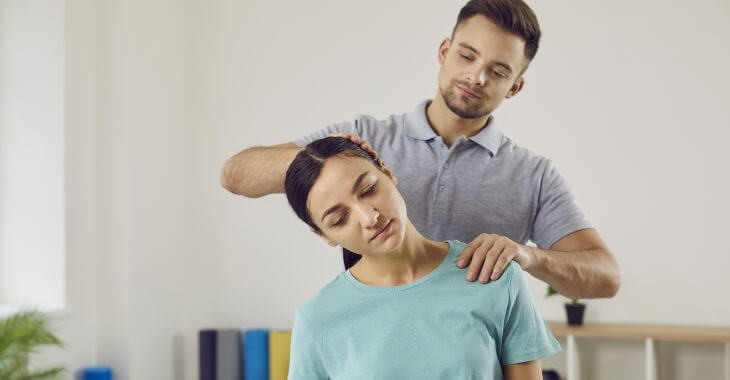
[349,220,450,286]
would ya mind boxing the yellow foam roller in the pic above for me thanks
[269,330,292,380]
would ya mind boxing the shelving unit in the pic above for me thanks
[547,321,730,380]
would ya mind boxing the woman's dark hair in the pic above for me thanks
[284,136,382,269]
[453,0,541,62]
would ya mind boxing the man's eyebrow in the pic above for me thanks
[494,62,513,73]
[320,171,369,222]
[457,42,480,56]
[457,42,514,73]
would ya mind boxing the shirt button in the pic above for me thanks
[439,185,445,191]
[443,163,449,169]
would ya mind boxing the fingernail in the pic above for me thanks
[457,260,464,267]
[490,273,497,280]
[467,273,474,281]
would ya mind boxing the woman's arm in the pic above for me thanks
[503,360,542,380]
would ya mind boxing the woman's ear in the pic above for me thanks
[378,160,398,186]
[311,227,338,247]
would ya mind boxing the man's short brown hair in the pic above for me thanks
[452,0,541,61]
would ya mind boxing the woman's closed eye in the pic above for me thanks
[362,183,377,196]
[332,212,349,227]
[330,184,377,228]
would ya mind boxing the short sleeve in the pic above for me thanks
[287,312,327,380]
[530,160,592,249]
[500,263,561,365]
[293,120,360,148]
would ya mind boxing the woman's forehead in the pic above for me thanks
[307,157,375,211]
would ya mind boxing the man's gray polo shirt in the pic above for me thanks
[294,100,592,249]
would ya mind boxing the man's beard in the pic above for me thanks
[440,81,490,119]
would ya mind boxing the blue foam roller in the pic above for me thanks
[244,329,269,380]
[82,366,112,380]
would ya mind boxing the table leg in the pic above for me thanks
[645,337,657,380]
[725,342,730,380]
[567,334,579,380]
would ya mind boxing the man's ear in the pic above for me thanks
[311,227,338,247]
[438,37,451,65]
[505,77,525,99]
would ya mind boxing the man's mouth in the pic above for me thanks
[455,84,482,99]
[370,219,393,242]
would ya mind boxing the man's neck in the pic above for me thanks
[426,93,491,147]
[349,220,450,287]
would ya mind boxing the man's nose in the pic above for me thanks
[467,69,487,87]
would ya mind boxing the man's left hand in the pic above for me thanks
[457,233,535,283]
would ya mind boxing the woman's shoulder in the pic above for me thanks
[443,240,523,288]
[294,273,353,328]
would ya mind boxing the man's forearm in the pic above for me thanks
[526,246,620,300]
[220,142,301,197]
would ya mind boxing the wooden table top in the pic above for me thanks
[547,321,730,342]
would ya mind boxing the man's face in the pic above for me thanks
[306,155,407,257]
[437,15,528,119]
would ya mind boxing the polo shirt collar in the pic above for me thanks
[467,116,503,156]
[404,99,504,155]
[404,100,438,140]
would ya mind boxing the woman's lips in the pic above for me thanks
[370,219,393,242]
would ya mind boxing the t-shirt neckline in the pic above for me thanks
[343,240,458,293]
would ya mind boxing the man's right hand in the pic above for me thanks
[328,132,386,168]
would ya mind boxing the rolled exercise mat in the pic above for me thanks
[244,329,269,380]
[269,330,292,380]
[199,329,217,380]
[216,329,242,380]
[82,366,112,380]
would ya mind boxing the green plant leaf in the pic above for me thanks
[545,285,557,297]
[18,366,65,380]
[0,310,65,379]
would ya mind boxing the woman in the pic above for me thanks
[284,137,560,379]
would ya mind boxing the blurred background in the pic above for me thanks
[1,0,728,379]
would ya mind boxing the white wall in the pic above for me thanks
[0,0,65,311]
[44,0,730,379]
[191,0,730,379]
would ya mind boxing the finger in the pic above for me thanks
[479,240,506,283]
[457,241,477,268]
[490,249,515,281]
[466,241,494,281]
[360,143,378,158]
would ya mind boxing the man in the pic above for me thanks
[221,0,620,299]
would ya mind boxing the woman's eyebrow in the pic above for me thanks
[350,171,369,194]
[320,171,370,222]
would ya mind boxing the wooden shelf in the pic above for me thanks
[547,321,730,343]
[545,321,730,380]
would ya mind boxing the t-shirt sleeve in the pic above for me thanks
[293,120,361,148]
[500,263,561,365]
[287,312,327,380]
[530,159,593,249]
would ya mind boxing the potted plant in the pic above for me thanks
[546,286,586,326]
[0,309,66,379]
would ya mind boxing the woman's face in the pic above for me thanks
[306,155,406,257]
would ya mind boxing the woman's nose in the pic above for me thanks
[355,204,380,228]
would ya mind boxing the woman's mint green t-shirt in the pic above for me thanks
[288,240,561,380]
